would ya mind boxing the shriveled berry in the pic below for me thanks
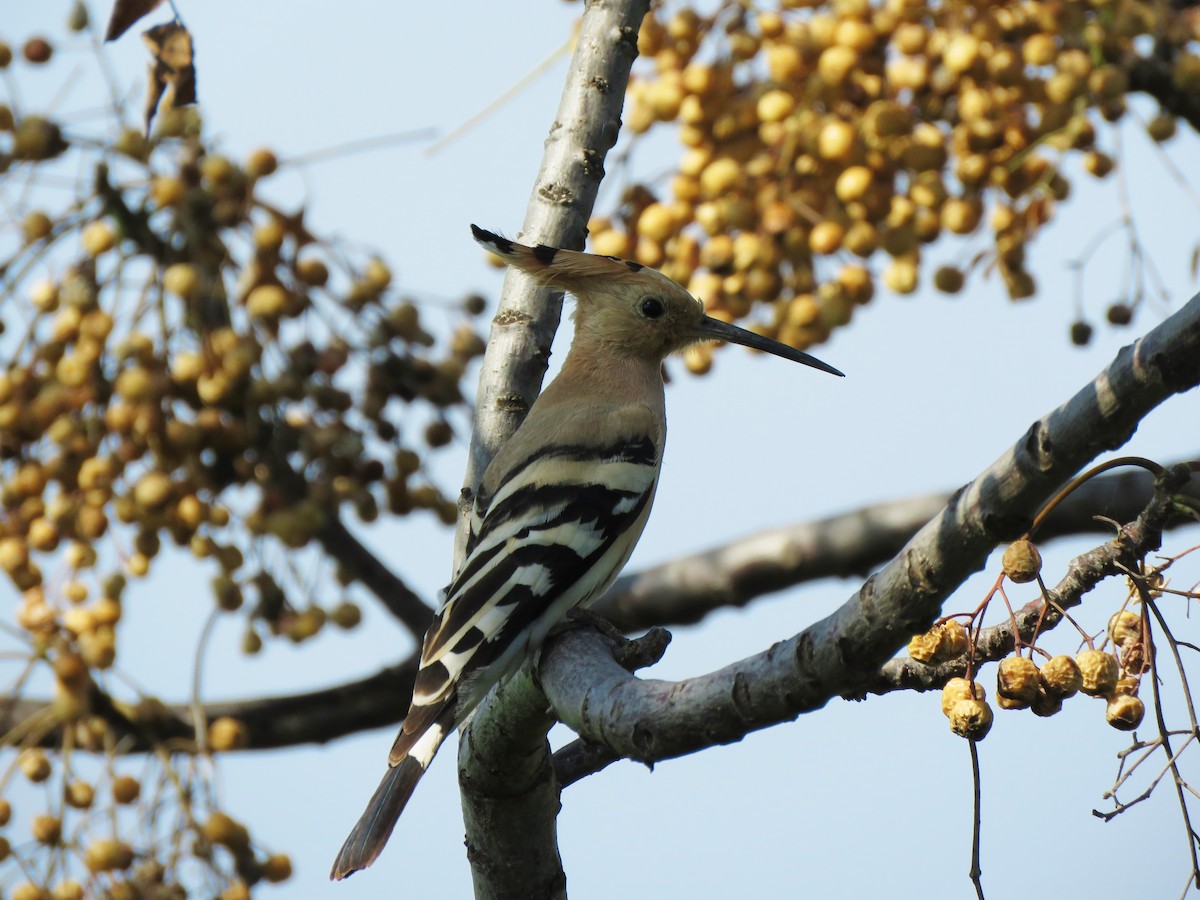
[1113,676,1140,697]
[996,692,1030,711]
[1031,686,1063,717]
[997,656,1040,704]
[908,621,968,664]
[1107,610,1141,648]
[949,698,993,740]
[941,678,985,717]
[1106,694,1145,731]
[1001,540,1042,583]
[1077,649,1119,697]
[1040,655,1082,698]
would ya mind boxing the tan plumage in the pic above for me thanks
[330,226,842,880]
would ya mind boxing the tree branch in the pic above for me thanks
[592,465,1200,632]
[0,656,418,753]
[535,291,1200,772]
[4,467,1194,760]
[453,2,650,897]
[457,671,564,900]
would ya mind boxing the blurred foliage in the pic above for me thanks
[597,0,1199,373]
[0,7,487,895]
[2,0,1200,895]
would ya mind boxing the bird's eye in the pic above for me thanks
[640,297,665,319]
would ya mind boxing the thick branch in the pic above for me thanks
[454,3,650,898]
[457,671,564,900]
[593,465,1200,631]
[5,466,1195,758]
[0,656,418,753]
[537,292,1200,769]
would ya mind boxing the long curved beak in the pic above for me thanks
[696,316,844,377]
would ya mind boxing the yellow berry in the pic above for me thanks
[246,147,279,178]
[65,780,95,809]
[111,774,141,804]
[997,656,1040,705]
[20,748,51,782]
[1107,610,1141,648]
[941,678,985,717]
[203,811,250,850]
[81,220,116,256]
[262,853,293,883]
[84,837,134,872]
[1077,649,1119,697]
[208,716,248,752]
[1105,694,1145,731]
[246,284,290,320]
[1040,655,1082,698]
[1001,540,1042,583]
[948,698,993,740]
[163,263,201,300]
[32,814,62,844]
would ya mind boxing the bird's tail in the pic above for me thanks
[329,712,452,880]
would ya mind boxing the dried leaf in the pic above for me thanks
[105,0,165,41]
[1190,242,1199,281]
[141,22,198,132]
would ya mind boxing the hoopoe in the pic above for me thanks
[330,225,842,879]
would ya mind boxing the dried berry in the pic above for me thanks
[941,678,985,717]
[908,621,968,664]
[1077,649,1119,697]
[1030,686,1063,718]
[1001,540,1042,583]
[949,698,993,741]
[997,656,1040,705]
[1040,655,1082,698]
[1105,694,1145,731]
[1107,610,1141,648]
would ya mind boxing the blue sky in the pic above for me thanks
[4,2,1200,897]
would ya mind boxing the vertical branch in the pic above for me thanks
[453,0,648,567]
[454,2,649,897]
[458,672,563,900]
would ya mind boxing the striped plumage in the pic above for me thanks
[330,226,842,880]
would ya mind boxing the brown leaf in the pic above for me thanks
[140,22,198,132]
[105,0,165,41]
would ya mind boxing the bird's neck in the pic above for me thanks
[551,343,666,414]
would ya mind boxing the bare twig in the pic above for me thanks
[969,739,985,900]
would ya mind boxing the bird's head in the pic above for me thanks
[471,225,843,377]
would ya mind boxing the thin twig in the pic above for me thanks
[969,739,985,900]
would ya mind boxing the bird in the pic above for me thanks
[330,225,843,879]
